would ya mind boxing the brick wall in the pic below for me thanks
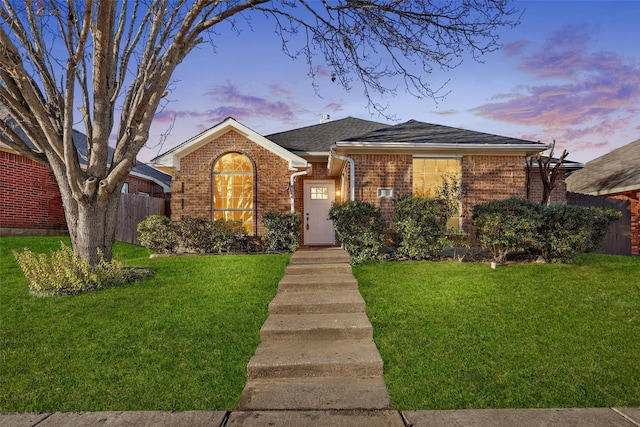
[1,150,170,234]
[526,169,568,206]
[351,153,413,220]
[0,150,67,231]
[171,130,293,235]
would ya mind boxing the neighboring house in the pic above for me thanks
[566,139,640,255]
[0,129,172,236]
[152,116,572,246]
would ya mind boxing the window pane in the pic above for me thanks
[213,153,254,233]
[413,158,462,230]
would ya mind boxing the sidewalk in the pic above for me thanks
[2,407,640,426]
[2,248,638,426]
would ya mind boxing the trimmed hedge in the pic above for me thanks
[472,198,543,263]
[393,195,451,260]
[328,200,387,264]
[261,211,301,252]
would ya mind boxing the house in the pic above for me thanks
[0,128,172,236]
[152,116,572,246]
[566,139,640,255]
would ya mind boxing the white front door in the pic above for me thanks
[303,181,335,245]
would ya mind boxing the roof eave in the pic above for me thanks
[335,141,547,152]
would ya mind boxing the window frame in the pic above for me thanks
[412,155,462,230]
[211,152,255,234]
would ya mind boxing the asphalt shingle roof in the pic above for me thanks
[342,119,544,146]
[566,138,640,195]
[266,117,388,153]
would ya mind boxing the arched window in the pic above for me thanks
[212,153,254,234]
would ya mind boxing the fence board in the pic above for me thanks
[116,193,166,245]
[566,192,631,256]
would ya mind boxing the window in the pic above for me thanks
[310,187,329,200]
[212,153,254,234]
[413,157,461,229]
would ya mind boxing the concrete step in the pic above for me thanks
[236,376,393,411]
[228,410,405,427]
[289,249,351,265]
[247,337,383,379]
[269,290,366,314]
[285,263,353,276]
[278,273,358,292]
[260,313,373,340]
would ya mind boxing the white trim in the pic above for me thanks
[153,117,308,171]
[336,141,545,152]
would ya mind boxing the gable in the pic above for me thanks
[153,117,308,171]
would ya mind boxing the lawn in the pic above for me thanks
[0,236,290,412]
[354,254,640,410]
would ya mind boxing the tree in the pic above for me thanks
[0,0,520,266]
[527,140,569,206]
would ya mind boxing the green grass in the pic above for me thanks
[354,254,640,410]
[0,236,290,412]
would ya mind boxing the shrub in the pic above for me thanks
[472,198,544,263]
[13,242,150,296]
[538,205,621,263]
[328,200,387,264]
[584,207,622,252]
[178,216,217,253]
[393,195,451,260]
[137,215,178,253]
[539,205,593,263]
[261,211,301,252]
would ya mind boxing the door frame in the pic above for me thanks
[303,180,336,246]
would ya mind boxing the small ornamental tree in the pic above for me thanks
[472,198,544,263]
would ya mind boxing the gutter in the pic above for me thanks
[289,165,312,212]
[329,144,355,201]
[334,141,547,152]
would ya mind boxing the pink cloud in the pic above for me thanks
[472,25,640,152]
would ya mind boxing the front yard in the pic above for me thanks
[0,236,289,412]
[1,236,638,412]
[354,255,640,409]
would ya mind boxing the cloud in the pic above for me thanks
[152,81,318,128]
[472,25,640,153]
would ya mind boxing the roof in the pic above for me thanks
[566,138,640,195]
[340,119,546,149]
[0,109,171,191]
[266,117,388,153]
[152,117,308,170]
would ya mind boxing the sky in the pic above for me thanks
[141,0,640,165]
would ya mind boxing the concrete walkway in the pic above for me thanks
[2,247,639,426]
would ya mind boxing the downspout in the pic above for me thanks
[289,164,311,213]
[329,144,355,201]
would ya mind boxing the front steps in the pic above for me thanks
[236,248,397,415]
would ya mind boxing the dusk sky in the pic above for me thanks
[142,1,640,165]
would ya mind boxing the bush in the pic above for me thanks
[393,195,451,260]
[178,216,217,253]
[13,242,150,296]
[472,198,544,263]
[261,211,301,252]
[328,200,387,264]
[539,205,621,263]
[137,215,178,253]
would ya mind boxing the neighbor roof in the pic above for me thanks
[0,109,171,191]
[266,117,388,154]
[566,138,640,195]
[340,120,546,148]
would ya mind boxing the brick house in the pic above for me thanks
[566,138,640,255]
[152,116,570,246]
[0,130,171,236]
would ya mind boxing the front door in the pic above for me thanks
[303,181,335,245]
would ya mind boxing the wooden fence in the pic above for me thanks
[566,192,631,256]
[116,193,167,245]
